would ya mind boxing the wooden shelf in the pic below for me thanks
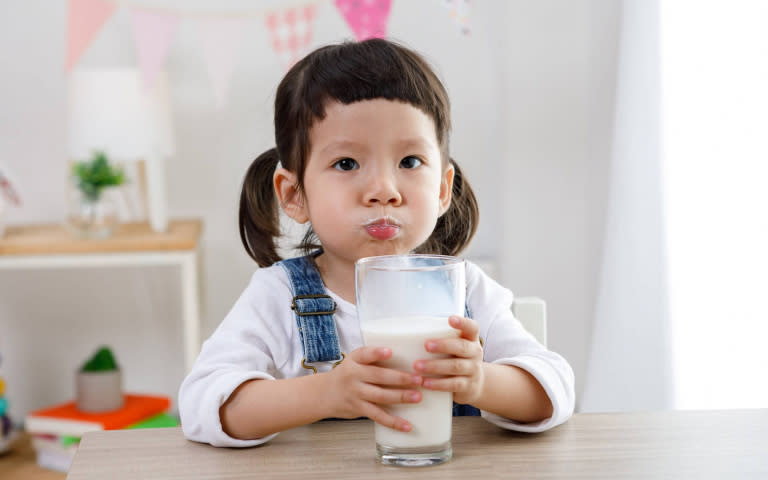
[0,218,204,371]
[0,219,202,255]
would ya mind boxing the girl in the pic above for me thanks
[179,38,575,447]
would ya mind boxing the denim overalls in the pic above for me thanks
[278,253,481,416]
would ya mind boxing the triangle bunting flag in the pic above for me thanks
[264,5,318,69]
[65,0,117,71]
[334,0,392,41]
[128,8,180,90]
[195,17,248,108]
[442,0,471,35]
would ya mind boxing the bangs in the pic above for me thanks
[299,40,450,144]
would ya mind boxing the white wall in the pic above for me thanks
[0,0,620,418]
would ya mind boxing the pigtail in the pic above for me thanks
[239,148,283,267]
[418,158,479,256]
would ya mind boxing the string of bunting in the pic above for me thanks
[65,0,471,108]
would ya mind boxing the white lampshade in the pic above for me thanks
[67,68,175,232]
[68,68,175,161]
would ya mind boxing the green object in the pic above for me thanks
[127,413,179,429]
[80,347,119,372]
[71,151,125,202]
[56,414,178,445]
[60,435,80,447]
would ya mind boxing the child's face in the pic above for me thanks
[278,99,454,267]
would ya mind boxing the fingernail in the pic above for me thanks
[379,347,391,356]
[412,375,422,385]
[426,341,437,351]
[423,379,432,388]
[409,392,420,402]
[401,422,412,432]
[414,361,425,372]
[450,316,460,326]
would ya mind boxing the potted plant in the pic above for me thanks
[67,151,125,239]
[75,346,124,413]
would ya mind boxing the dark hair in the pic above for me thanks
[240,38,479,267]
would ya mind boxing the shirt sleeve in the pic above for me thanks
[178,268,291,447]
[466,262,576,432]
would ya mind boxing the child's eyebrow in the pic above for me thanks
[318,140,366,156]
[317,137,437,156]
[394,137,436,151]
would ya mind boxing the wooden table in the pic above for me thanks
[0,220,203,371]
[66,410,768,479]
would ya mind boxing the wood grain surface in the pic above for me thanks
[0,220,202,254]
[66,410,768,479]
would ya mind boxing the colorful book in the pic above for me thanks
[30,412,179,473]
[24,393,171,437]
[31,435,79,472]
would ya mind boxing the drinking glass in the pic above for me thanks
[355,254,465,467]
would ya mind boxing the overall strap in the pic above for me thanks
[279,254,344,368]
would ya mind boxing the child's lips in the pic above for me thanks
[364,217,401,240]
[365,224,400,240]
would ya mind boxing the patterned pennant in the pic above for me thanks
[334,0,392,41]
[195,17,247,108]
[128,8,180,90]
[265,5,318,69]
[65,0,117,71]
[442,0,471,35]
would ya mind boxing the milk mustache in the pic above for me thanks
[361,315,459,448]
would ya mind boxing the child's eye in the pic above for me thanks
[332,158,359,171]
[399,156,423,169]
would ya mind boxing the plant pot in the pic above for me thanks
[75,370,124,413]
[66,188,119,240]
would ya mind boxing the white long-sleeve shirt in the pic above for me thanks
[179,260,575,447]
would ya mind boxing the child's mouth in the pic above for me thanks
[364,217,400,240]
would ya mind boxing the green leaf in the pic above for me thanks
[81,346,119,372]
[71,151,126,200]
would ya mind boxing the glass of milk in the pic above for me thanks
[355,254,465,467]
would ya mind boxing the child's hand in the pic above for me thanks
[415,316,485,405]
[325,346,423,432]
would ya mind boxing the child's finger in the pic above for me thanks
[414,357,475,376]
[361,384,422,406]
[421,376,469,393]
[424,337,483,359]
[360,402,413,433]
[448,315,480,341]
[348,346,392,365]
[362,365,423,387]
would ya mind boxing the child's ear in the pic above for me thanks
[274,167,309,224]
[438,163,455,216]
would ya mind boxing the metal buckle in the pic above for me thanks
[301,352,346,374]
[291,294,337,316]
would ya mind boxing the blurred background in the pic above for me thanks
[1,0,766,421]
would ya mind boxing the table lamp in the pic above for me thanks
[67,68,175,233]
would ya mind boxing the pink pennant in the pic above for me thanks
[65,0,117,71]
[128,9,180,90]
[196,17,247,108]
[334,0,392,41]
[265,5,318,69]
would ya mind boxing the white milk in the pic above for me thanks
[361,316,459,449]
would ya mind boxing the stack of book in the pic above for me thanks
[24,393,177,472]
[0,375,19,454]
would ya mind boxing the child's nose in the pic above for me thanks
[363,173,402,206]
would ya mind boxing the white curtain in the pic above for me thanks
[581,0,674,412]
[661,0,768,409]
